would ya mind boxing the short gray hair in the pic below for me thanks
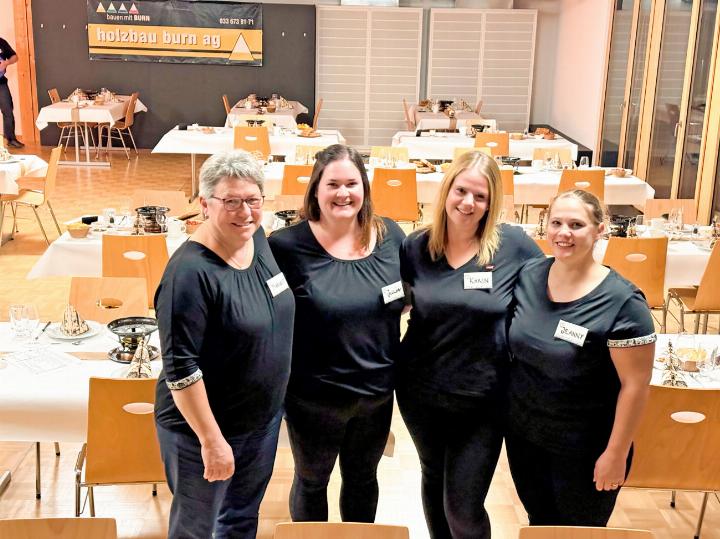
[198,150,265,199]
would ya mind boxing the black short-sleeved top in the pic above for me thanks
[0,38,17,85]
[399,224,542,401]
[507,257,656,456]
[268,217,405,398]
[154,228,295,437]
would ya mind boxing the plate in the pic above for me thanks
[0,159,19,164]
[46,320,103,341]
[297,131,322,138]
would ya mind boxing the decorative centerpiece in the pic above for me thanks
[126,336,153,378]
[659,341,687,387]
[60,304,90,337]
[534,209,547,238]
[107,317,159,364]
[135,206,169,234]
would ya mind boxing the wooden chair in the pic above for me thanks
[532,147,573,166]
[371,168,418,224]
[97,92,140,160]
[74,378,165,517]
[474,132,509,157]
[0,517,117,539]
[274,522,410,539]
[281,165,314,196]
[101,234,169,307]
[47,88,98,154]
[131,189,189,216]
[500,168,514,197]
[293,145,327,165]
[370,146,410,164]
[643,198,697,223]
[47,88,61,104]
[69,277,149,324]
[519,526,654,539]
[558,169,605,202]
[533,237,553,256]
[312,98,323,130]
[222,94,232,115]
[454,146,491,161]
[474,99,483,114]
[625,385,720,539]
[233,126,271,160]
[664,241,720,333]
[602,237,668,328]
[402,98,415,131]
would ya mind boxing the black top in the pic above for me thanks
[399,224,542,401]
[268,217,405,398]
[154,228,295,437]
[0,38,16,85]
[507,257,656,456]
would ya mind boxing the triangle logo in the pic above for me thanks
[118,3,128,13]
[107,2,117,13]
[129,3,139,14]
[96,3,106,13]
[229,33,254,62]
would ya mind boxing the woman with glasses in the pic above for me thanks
[398,151,542,539]
[268,144,405,523]
[154,150,295,538]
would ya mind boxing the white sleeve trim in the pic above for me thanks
[607,333,657,348]
[166,369,203,390]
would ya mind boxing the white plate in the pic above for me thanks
[0,159,19,164]
[46,320,103,341]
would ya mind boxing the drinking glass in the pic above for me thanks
[579,156,590,168]
[697,348,714,381]
[9,304,39,341]
[634,215,646,236]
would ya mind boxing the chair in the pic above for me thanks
[500,168,514,198]
[48,88,97,154]
[274,522,410,539]
[293,145,327,165]
[69,277,149,323]
[474,132,509,157]
[533,237,553,256]
[97,92,140,160]
[664,241,720,333]
[371,168,418,224]
[222,94,232,115]
[454,146,492,161]
[0,517,117,538]
[101,234,169,307]
[602,237,668,329]
[233,126,271,160]
[474,99,483,114]
[625,385,720,539]
[402,98,415,131]
[557,169,605,202]
[75,378,166,517]
[643,198,697,223]
[370,146,410,164]
[131,189,189,216]
[312,98,323,130]
[281,164,314,196]
[7,146,62,245]
[518,526,654,539]
[532,147,573,166]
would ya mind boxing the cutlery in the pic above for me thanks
[34,321,51,341]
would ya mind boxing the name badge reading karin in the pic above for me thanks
[464,272,492,290]
[554,319,588,347]
[381,281,405,304]
[266,273,289,297]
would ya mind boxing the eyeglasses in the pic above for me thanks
[210,195,265,211]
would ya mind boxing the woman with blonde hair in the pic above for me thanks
[398,151,541,538]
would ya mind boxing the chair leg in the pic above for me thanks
[694,314,700,334]
[661,295,669,333]
[54,442,60,456]
[126,127,139,154]
[152,483,157,496]
[46,200,62,236]
[89,486,96,517]
[31,206,50,245]
[116,128,130,159]
[701,313,709,334]
[75,481,81,517]
[695,492,709,539]
[10,202,18,236]
[35,442,41,499]
[679,305,687,333]
[671,489,676,508]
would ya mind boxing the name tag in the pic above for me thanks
[464,272,492,290]
[381,281,405,304]
[554,319,588,347]
[266,273,289,297]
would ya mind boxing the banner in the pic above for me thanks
[87,1,263,65]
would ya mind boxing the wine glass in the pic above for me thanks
[634,215,646,236]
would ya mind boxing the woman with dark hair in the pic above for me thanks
[506,190,655,526]
[268,144,405,522]
[398,151,542,539]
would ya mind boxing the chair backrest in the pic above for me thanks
[625,385,720,492]
[371,168,418,222]
[281,164,314,196]
[694,241,720,310]
[533,237,553,256]
[233,126,271,160]
[532,147,573,166]
[222,94,231,115]
[85,377,165,485]
[122,92,139,127]
[402,98,415,130]
[502,194,515,223]
[0,517,117,539]
[312,98,323,130]
[474,99,483,114]
[69,277,149,324]
[48,88,61,104]
[101,234,169,307]
[453,146,492,161]
[643,198,697,223]
[558,169,605,202]
[370,146,410,164]
[474,132,509,157]
[500,168,514,197]
[131,189,188,217]
[601,237,668,308]
[293,145,327,165]
[274,522,410,539]
[39,146,62,202]
[518,526,654,539]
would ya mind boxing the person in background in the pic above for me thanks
[0,36,24,148]
[154,150,295,538]
[506,189,655,526]
[268,144,405,523]
[398,151,542,539]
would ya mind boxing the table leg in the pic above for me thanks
[83,122,91,163]
[59,121,111,168]
[0,469,10,496]
[191,154,198,201]
[74,121,81,163]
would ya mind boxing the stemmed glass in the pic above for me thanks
[9,303,39,342]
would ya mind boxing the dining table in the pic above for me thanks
[225,100,308,129]
[409,105,493,131]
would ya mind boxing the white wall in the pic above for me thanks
[0,0,22,137]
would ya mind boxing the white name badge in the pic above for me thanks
[464,272,493,290]
[381,281,405,304]
[266,273,289,297]
[554,319,588,347]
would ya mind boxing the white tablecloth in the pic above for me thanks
[392,131,579,161]
[651,334,720,388]
[409,106,492,131]
[226,100,308,129]
[27,232,188,279]
[35,96,148,130]
[0,155,49,195]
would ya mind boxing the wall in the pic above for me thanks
[0,0,22,138]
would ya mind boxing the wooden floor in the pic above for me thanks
[0,144,718,538]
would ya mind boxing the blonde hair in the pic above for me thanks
[427,151,503,265]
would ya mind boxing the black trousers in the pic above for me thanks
[505,433,631,526]
[284,390,393,523]
[0,83,16,141]
[397,387,503,539]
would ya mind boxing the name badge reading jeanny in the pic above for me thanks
[464,272,492,290]
[554,319,588,347]
[381,281,405,304]
[266,273,289,297]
